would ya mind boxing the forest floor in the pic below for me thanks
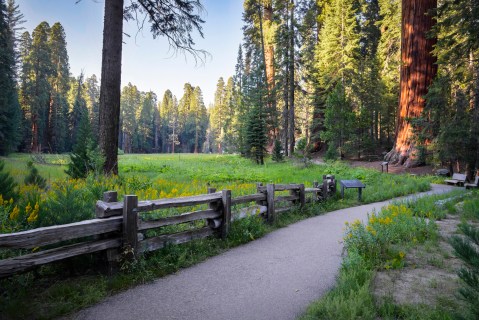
[348,160,436,176]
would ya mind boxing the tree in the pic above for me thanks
[99,0,206,174]
[0,0,21,155]
[385,0,437,167]
[25,21,52,152]
[120,82,140,153]
[47,22,70,152]
[6,0,25,80]
[70,74,88,148]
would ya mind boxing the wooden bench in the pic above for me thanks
[444,173,467,186]
[464,175,479,189]
[340,179,366,201]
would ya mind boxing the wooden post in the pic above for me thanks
[123,195,138,259]
[256,182,264,206]
[103,191,117,203]
[322,179,328,200]
[313,181,319,202]
[299,184,305,207]
[207,187,220,232]
[98,191,119,274]
[266,184,275,223]
[221,190,231,239]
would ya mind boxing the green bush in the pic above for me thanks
[271,140,284,162]
[0,160,17,200]
[24,161,46,189]
[450,223,479,319]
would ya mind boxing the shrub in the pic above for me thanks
[450,223,479,319]
[271,140,283,162]
[344,204,434,268]
[24,161,46,189]
[0,160,17,200]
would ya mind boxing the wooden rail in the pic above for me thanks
[0,176,337,278]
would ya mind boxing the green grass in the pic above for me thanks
[0,153,437,319]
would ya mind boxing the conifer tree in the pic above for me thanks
[25,21,52,152]
[0,0,21,155]
[47,22,70,152]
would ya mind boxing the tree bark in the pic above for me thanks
[263,1,275,95]
[386,0,437,167]
[288,0,295,156]
[99,0,123,174]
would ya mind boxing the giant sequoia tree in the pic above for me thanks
[386,0,437,167]
[99,0,205,174]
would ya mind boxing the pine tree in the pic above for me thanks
[322,84,356,159]
[47,22,70,153]
[0,159,16,200]
[84,74,100,142]
[137,91,156,152]
[316,0,360,94]
[5,0,25,80]
[450,223,479,318]
[0,0,21,155]
[65,111,101,179]
[70,74,88,149]
[26,21,52,152]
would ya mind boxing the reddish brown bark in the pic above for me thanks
[263,1,275,94]
[386,0,437,167]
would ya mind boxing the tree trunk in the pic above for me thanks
[263,1,275,95]
[99,0,123,174]
[386,0,437,167]
[288,0,295,156]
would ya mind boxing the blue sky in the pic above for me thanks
[16,0,244,105]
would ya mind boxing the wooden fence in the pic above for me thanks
[0,176,337,278]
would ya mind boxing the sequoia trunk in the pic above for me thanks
[386,0,437,167]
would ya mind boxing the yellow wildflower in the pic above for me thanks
[25,202,32,214]
[399,251,405,259]
[0,194,3,206]
[9,198,13,205]
[9,206,19,220]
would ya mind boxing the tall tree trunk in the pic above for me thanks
[283,53,289,156]
[386,0,437,167]
[288,0,295,156]
[99,0,123,174]
[263,1,275,95]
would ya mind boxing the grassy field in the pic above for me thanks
[2,152,432,203]
[0,152,436,319]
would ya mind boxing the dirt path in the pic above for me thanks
[71,185,457,320]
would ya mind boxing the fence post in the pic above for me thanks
[299,184,305,207]
[123,195,138,259]
[206,188,221,231]
[313,181,319,202]
[266,184,275,223]
[322,177,328,200]
[221,190,231,239]
[256,182,264,206]
[97,191,119,274]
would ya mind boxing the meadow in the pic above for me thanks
[0,152,435,319]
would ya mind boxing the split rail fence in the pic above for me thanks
[0,176,337,278]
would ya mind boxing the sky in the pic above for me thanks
[16,0,244,106]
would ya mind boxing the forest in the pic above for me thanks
[0,0,478,176]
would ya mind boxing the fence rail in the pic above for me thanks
[0,176,337,278]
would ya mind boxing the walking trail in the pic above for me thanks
[72,184,456,320]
